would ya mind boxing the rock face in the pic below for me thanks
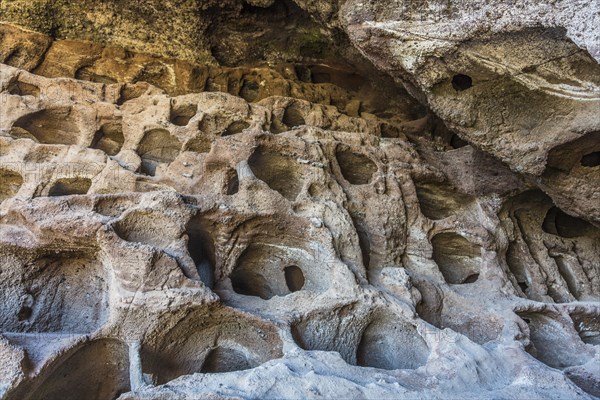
[0,0,599,398]
[337,0,600,222]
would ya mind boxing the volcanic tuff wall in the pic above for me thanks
[0,0,599,399]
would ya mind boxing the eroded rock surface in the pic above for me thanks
[0,2,599,399]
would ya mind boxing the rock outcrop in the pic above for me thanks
[0,1,598,398]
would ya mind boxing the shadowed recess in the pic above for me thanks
[248,146,304,201]
[336,146,377,185]
[431,232,481,284]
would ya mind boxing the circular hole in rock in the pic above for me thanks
[240,80,260,102]
[170,102,198,126]
[229,242,318,299]
[451,74,473,91]
[336,146,377,185]
[282,104,306,128]
[284,265,305,292]
[248,146,304,201]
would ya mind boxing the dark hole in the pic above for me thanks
[170,103,198,127]
[282,105,305,128]
[380,123,400,138]
[18,306,32,321]
[239,80,260,102]
[462,273,479,284]
[311,72,331,84]
[518,281,529,293]
[48,178,91,196]
[542,206,597,238]
[522,318,530,324]
[226,169,239,195]
[284,265,305,292]
[186,217,216,288]
[450,134,469,148]
[452,74,473,91]
[223,121,250,137]
[294,65,312,83]
[581,151,600,167]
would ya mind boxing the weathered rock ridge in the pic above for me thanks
[0,1,598,399]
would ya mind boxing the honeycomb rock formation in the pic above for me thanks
[0,1,599,398]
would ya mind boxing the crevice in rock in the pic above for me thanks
[551,255,581,300]
[449,134,469,149]
[351,216,371,269]
[506,244,532,297]
[414,280,443,328]
[225,168,240,195]
[186,215,216,288]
